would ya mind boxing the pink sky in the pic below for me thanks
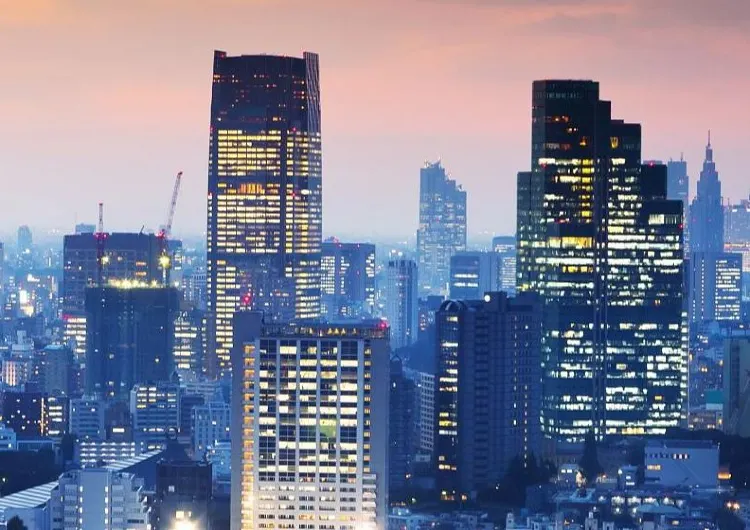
[0,0,748,240]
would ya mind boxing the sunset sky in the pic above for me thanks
[1,0,748,241]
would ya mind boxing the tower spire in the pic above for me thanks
[708,129,711,148]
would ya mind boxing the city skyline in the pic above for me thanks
[1,0,749,238]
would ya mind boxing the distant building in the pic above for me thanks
[17,225,33,269]
[417,295,444,345]
[0,423,17,451]
[69,397,106,440]
[492,235,517,294]
[173,307,205,375]
[130,382,180,449]
[644,440,718,488]
[62,232,162,359]
[417,161,467,295]
[321,239,376,318]
[689,252,742,323]
[724,337,750,436]
[725,197,750,244]
[191,401,231,459]
[85,282,179,400]
[0,391,67,439]
[39,345,73,396]
[415,371,436,457]
[386,259,418,349]
[231,312,390,530]
[48,468,150,530]
[76,440,145,468]
[689,134,724,253]
[75,223,96,234]
[449,251,501,300]
[435,292,543,501]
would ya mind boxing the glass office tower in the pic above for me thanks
[517,81,685,446]
[207,51,323,377]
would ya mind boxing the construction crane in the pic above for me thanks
[94,202,108,286]
[157,171,183,286]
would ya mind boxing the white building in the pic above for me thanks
[385,259,418,349]
[0,423,17,451]
[130,382,180,449]
[231,313,390,530]
[48,468,150,530]
[192,401,231,458]
[644,440,719,488]
[76,441,145,468]
[69,397,106,440]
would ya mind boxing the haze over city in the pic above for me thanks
[1,0,749,239]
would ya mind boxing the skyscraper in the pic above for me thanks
[689,252,743,323]
[435,292,542,500]
[666,157,689,209]
[517,81,686,445]
[449,251,501,300]
[207,51,323,378]
[321,239,376,319]
[85,282,179,400]
[385,259,419,349]
[492,235,517,294]
[417,161,466,295]
[231,312,389,530]
[689,133,724,253]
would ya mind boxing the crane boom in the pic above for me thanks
[161,171,183,240]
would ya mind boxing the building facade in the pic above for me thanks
[192,401,231,459]
[434,292,543,501]
[449,251,501,301]
[231,312,390,530]
[206,51,323,378]
[321,240,376,319]
[85,282,179,400]
[417,161,467,295]
[724,337,750,436]
[689,135,724,254]
[516,80,686,445]
[689,252,743,323]
[129,382,180,449]
[385,259,419,350]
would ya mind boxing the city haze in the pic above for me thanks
[0,0,748,239]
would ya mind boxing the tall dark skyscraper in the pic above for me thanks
[85,282,179,400]
[320,239,376,319]
[417,161,467,295]
[207,51,322,377]
[449,251,501,300]
[435,292,542,500]
[689,133,724,253]
[666,157,689,209]
[517,81,685,445]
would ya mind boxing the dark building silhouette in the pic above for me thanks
[0,391,68,439]
[517,80,685,446]
[153,459,212,530]
[85,284,179,400]
[417,161,467,295]
[320,239,376,318]
[435,292,542,501]
[689,133,724,253]
[206,51,322,378]
[389,356,417,496]
[667,157,690,250]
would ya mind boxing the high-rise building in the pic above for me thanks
[192,401,231,458]
[517,81,686,444]
[689,133,724,253]
[62,233,162,359]
[231,312,389,530]
[385,259,418,349]
[69,397,106,440]
[492,235,517,294]
[17,225,33,269]
[321,239,376,319]
[389,357,417,496]
[417,161,467,295]
[47,468,150,530]
[449,251,501,300]
[666,157,690,209]
[85,282,179,400]
[207,51,323,378]
[725,197,750,244]
[130,382,180,449]
[173,307,205,375]
[435,292,542,501]
[724,337,750,436]
[689,252,743,323]
[38,345,73,396]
